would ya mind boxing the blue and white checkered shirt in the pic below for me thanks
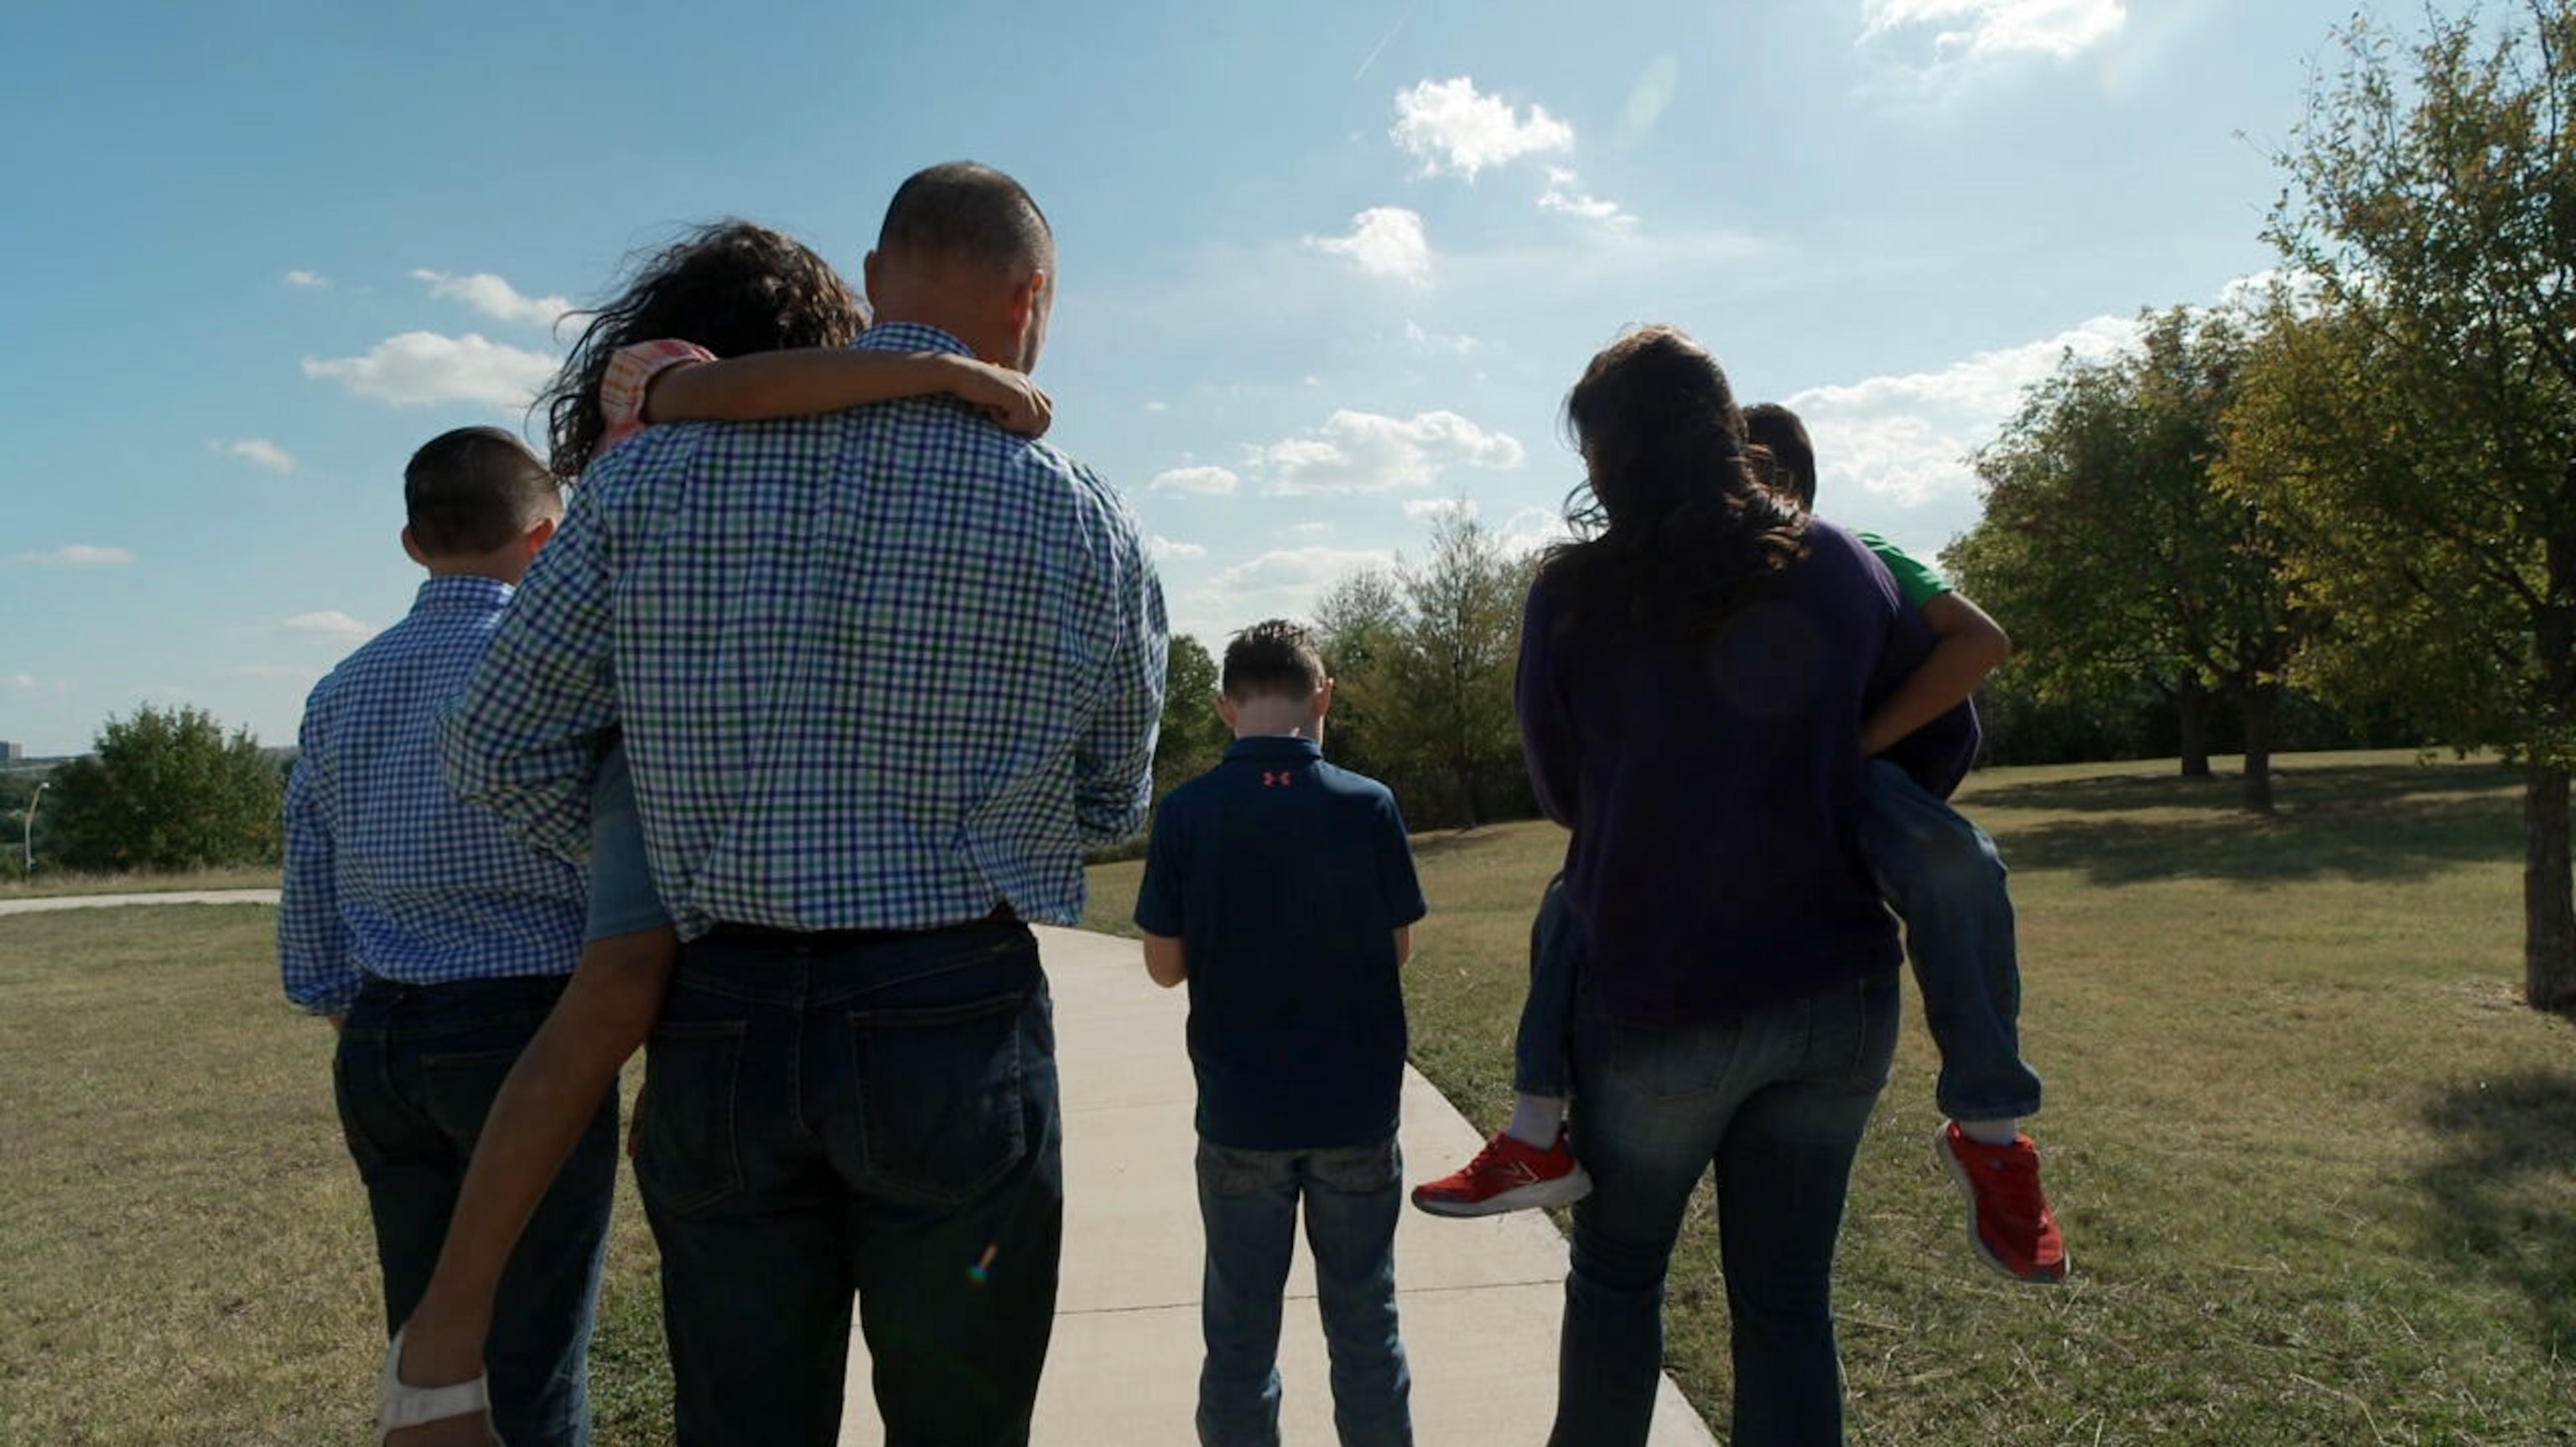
[279,576,586,1015]
[439,324,1166,941]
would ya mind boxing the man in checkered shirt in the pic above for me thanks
[280,427,613,1447]
[441,163,1166,1445]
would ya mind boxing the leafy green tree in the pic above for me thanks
[1950,306,2305,810]
[2222,2,2576,1013]
[1151,634,1231,801]
[47,705,284,873]
[1316,506,1538,827]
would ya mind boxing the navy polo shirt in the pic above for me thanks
[1135,734,1428,1151]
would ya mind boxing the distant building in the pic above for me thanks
[0,741,21,762]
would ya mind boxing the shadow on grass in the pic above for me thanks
[1967,760,2518,817]
[2416,1071,2576,1361]
[1978,763,2522,886]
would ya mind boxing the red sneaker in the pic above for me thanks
[1411,1129,1592,1217]
[1936,1121,2068,1284]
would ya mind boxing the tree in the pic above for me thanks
[1151,634,1231,801]
[47,705,284,873]
[1949,306,2306,810]
[2220,1,2576,1013]
[1314,506,1539,827]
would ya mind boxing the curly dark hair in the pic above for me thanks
[1545,324,1809,639]
[536,220,870,478]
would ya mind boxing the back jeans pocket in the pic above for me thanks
[636,1019,748,1215]
[849,993,1028,1206]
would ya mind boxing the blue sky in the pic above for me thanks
[1,0,2361,755]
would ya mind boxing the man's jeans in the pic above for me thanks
[1552,972,1899,1447]
[1514,875,1577,1100]
[335,973,617,1447]
[635,919,1062,1447]
[1858,759,2044,1123]
[1195,1135,1411,1447]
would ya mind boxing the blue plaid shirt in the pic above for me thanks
[279,577,586,1015]
[439,324,1166,941]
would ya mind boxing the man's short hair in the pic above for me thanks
[1222,620,1328,703]
[1742,402,1818,511]
[877,161,1055,275]
[403,427,562,557]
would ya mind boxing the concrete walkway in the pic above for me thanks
[1,893,1715,1443]
[0,888,281,915]
[840,926,1715,1446]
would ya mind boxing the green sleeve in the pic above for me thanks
[1857,531,1952,609]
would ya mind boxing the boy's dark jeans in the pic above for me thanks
[1517,760,2042,1123]
[636,919,1062,1447]
[1196,1135,1412,1447]
[335,972,617,1447]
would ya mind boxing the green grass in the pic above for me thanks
[0,905,674,1446]
[5,751,2571,1444]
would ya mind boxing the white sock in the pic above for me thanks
[1505,1094,1566,1149]
[1956,1117,2022,1146]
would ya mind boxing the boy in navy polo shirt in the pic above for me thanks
[1136,619,1427,1447]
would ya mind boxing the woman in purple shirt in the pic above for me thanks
[1522,326,1971,1447]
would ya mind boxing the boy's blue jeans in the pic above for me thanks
[335,973,618,1447]
[1552,972,1899,1447]
[1514,761,2043,1123]
[635,919,1062,1447]
[1857,759,2044,1122]
[1195,1135,1412,1447]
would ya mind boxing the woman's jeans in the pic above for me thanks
[1550,972,1900,1447]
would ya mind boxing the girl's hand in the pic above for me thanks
[943,359,1055,438]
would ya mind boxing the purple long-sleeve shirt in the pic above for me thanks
[1516,520,1978,1026]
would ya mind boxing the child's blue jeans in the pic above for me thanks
[1195,1134,1413,1447]
[1512,760,2043,1123]
[584,738,671,941]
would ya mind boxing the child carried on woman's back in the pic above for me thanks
[1411,402,2068,1289]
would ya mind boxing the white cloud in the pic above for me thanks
[1860,0,2127,65]
[281,611,379,646]
[1538,168,1638,231]
[1784,314,2137,507]
[210,438,298,474]
[1495,505,1574,558]
[5,673,69,696]
[1391,76,1575,179]
[283,269,328,288]
[1307,207,1432,285]
[1403,320,1481,355]
[304,331,559,411]
[1402,497,1468,520]
[411,269,574,330]
[1143,400,1170,413]
[1150,464,1242,496]
[1284,521,1334,537]
[1186,546,1400,633]
[1251,410,1524,495]
[1150,535,1209,562]
[12,544,136,567]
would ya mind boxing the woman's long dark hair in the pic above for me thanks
[536,220,870,478]
[1544,324,1809,638]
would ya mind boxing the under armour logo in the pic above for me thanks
[1263,771,1294,787]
